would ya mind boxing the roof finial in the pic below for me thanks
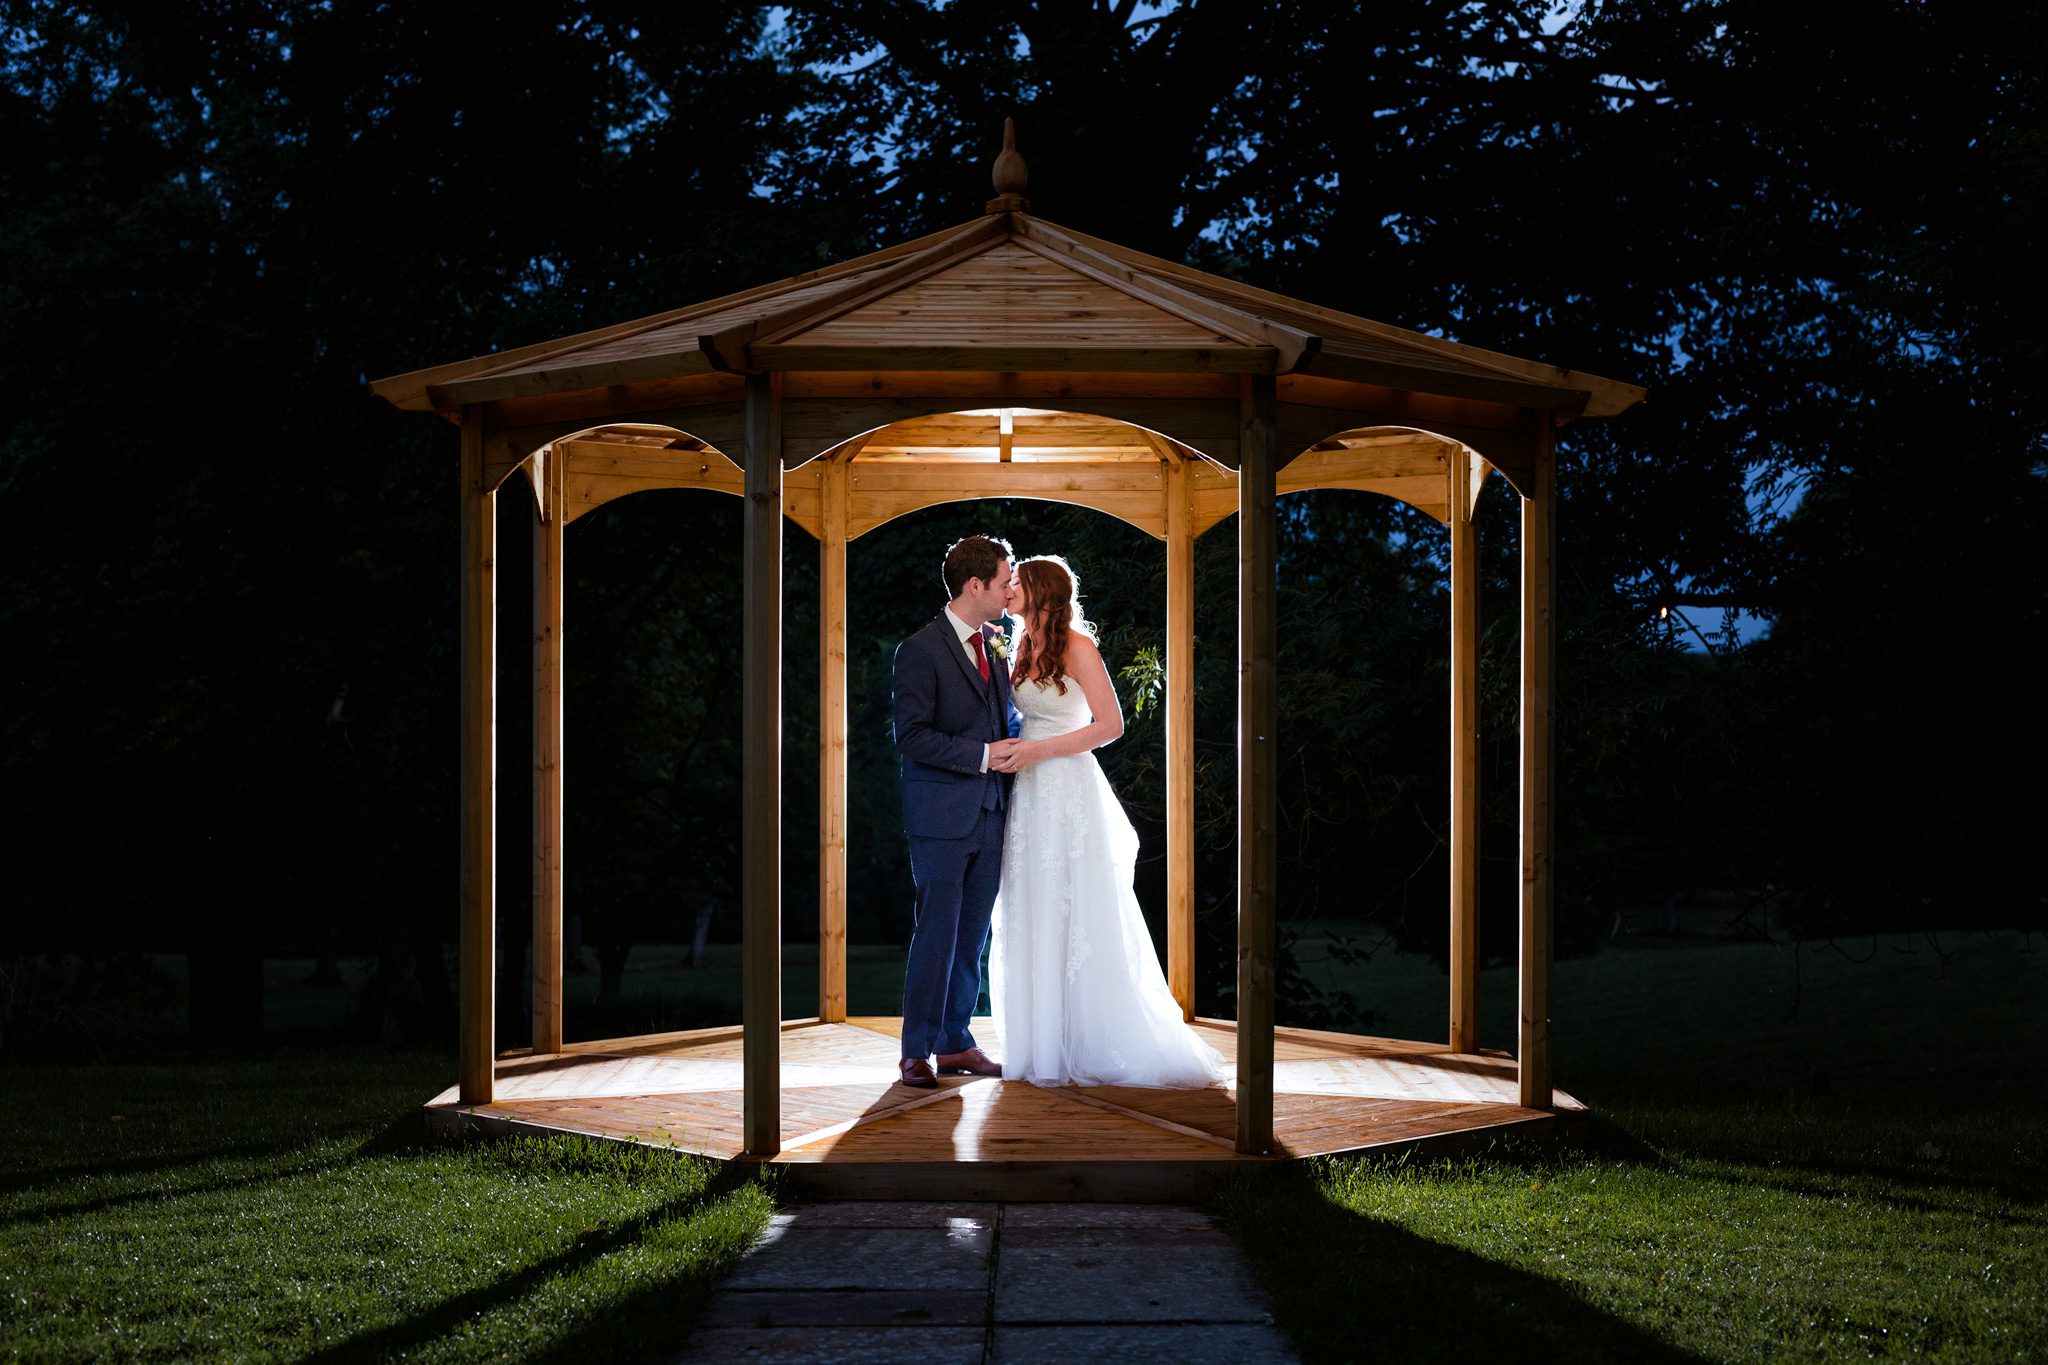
[985,117,1030,214]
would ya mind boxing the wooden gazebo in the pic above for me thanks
[375,129,1642,1185]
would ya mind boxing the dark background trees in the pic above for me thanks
[3,0,2040,1048]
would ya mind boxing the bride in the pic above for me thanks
[987,555,1229,1089]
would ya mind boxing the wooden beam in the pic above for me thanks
[818,458,849,1024]
[783,371,1239,401]
[1280,445,1450,483]
[432,349,722,409]
[458,407,496,1105]
[532,444,565,1056]
[560,440,744,524]
[1236,374,1279,1155]
[1281,377,1531,427]
[557,439,730,477]
[1013,219,1321,371]
[853,409,1159,460]
[742,373,784,1156]
[1018,216,1646,417]
[749,218,1012,346]
[1518,420,1556,1109]
[1307,345,1592,414]
[1166,461,1196,1021]
[1448,446,1479,1055]
[750,344,1278,375]
[783,394,1240,467]
[706,217,1013,372]
[846,463,1163,496]
[784,459,825,539]
[1289,482,1449,526]
[844,461,1168,540]
[1188,463,1241,538]
[377,217,996,411]
[1138,430,1187,466]
[480,384,745,462]
[483,448,537,500]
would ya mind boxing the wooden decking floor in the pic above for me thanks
[424,1017,1586,1199]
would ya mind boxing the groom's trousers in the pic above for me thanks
[900,805,1006,1060]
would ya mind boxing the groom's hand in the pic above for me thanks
[988,739,1024,772]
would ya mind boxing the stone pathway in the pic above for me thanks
[677,1201,1297,1363]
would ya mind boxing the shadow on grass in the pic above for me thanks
[2,1108,445,1229]
[1,1150,363,1228]
[0,1050,447,1197]
[353,1108,429,1159]
[1217,1168,1708,1365]
[0,1136,344,1198]
[297,1158,769,1364]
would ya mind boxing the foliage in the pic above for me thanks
[0,954,178,1061]
[1,1,2041,1032]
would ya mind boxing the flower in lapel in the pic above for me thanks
[985,622,1010,662]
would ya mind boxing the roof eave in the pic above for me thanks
[371,213,1008,413]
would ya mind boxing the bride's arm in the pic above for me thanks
[1016,637,1124,763]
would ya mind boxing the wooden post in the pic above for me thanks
[818,457,849,1024]
[532,445,565,1055]
[742,372,785,1157]
[1448,448,1480,1054]
[458,407,496,1105]
[1165,460,1196,1021]
[1236,374,1279,1155]
[1518,418,1556,1109]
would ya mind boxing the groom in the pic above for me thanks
[890,534,1024,1088]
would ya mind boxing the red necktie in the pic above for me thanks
[970,631,990,682]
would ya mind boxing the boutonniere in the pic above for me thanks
[985,623,1011,661]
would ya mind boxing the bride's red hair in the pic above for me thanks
[1013,555,1096,695]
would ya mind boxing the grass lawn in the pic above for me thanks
[1223,924,2048,1362]
[8,920,2042,1361]
[1220,1095,2046,1362]
[0,1051,772,1361]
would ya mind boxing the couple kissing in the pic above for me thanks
[892,534,1228,1092]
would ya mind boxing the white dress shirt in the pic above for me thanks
[944,604,994,773]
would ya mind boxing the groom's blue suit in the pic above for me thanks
[892,611,1023,1061]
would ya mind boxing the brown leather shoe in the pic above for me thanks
[898,1057,939,1088]
[934,1047,1002,1077]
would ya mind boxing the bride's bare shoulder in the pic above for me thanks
[1066,634,1105,670]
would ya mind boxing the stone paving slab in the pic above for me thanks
[993,1244,1271,1324]
[686,1201,1296,1363]
[674,1325,986,1363]
[992,1323,1297,1364]
[999,1222,1233,1248]
[772,1201,998,1228]
[697,1289,988,1329]
[724,1225,992,1292]
[1000,1203,1222,1229]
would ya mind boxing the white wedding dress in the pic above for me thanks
[990,675,1231,1089]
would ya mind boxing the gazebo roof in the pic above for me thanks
[371,210,1643,421]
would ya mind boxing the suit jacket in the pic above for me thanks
[892,613,1024,840]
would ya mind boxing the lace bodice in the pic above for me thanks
[1012,676,1092,741]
